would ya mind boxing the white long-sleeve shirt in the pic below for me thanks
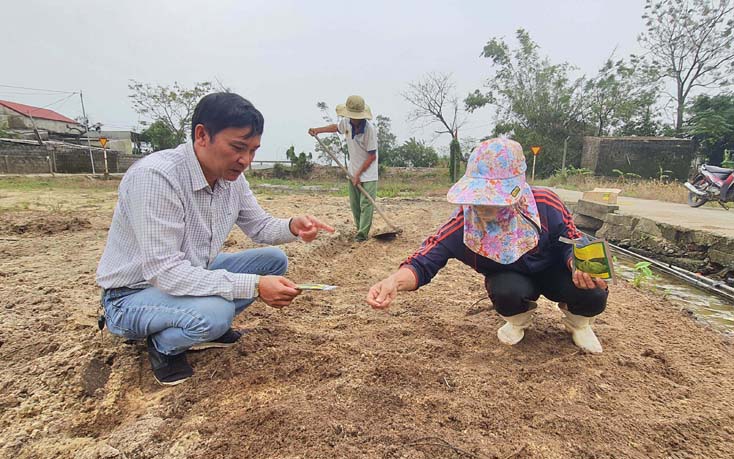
[96,142,297,300]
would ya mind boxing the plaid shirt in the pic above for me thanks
[96,142,297,300]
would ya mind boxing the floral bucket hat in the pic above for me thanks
[447,137,541,264]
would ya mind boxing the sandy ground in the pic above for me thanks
[1,188,733,459]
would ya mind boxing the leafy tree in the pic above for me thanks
[459,137,479,160]
[285,145,314,178]
[638,0,734,132]
[128,80,214,141]
[140,119,181,152]
[466,29,589,177]
[0,127,17,139]
[685,93,734,164]
[376,115,400,166]
[313,102,348,165]
[584,56,662,136]
[392,138,439,167]
[616,105,666,136]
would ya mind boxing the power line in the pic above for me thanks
[0,91,72,97]
[38,92,78,110]
[0,83,76,94]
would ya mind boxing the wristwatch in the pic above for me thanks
[254,275,261,298]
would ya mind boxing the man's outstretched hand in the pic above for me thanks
[290,215,335,242]
[258,275,301,308]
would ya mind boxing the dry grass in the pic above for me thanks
[538,174,689,204]
[247,165,454,198]
[1,168,693,206]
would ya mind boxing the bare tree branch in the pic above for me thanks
[402,72,467,139]
[639,0,734,130]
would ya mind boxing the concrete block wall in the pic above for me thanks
[0,150,52,174]
[581,136,696,180]
[0,140,140,174]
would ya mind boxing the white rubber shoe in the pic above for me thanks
[497,311,534,345]
[561,309,603,354]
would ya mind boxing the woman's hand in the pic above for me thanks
[572,269,608,290]
[367,277,399,309]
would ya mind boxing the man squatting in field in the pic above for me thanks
[97,93,334,385]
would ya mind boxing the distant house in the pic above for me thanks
[93,130,143,155]
[0,100,82,136]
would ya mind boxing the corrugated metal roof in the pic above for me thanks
[0,100,80,124]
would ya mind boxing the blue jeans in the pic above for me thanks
[101,247,288,356]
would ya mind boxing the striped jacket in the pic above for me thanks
[402,188,582,288]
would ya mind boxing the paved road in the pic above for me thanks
[551,187,734,239]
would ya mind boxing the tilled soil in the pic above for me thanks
[0,192,733,459]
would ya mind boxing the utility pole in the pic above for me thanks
[27,113,44,146]
[79,90,95,174]
[562,136,570,176]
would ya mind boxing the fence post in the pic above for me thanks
[102,145,109,178]
[3,155,8,173]
[89,150,96,174]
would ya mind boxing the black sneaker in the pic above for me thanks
[188,328,244,351]
[146,336,193,386]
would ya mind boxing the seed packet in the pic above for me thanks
[295,283,337,291]
[559,236,615,282]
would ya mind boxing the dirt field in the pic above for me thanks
[1,183,733,459]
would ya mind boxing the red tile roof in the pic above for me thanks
[0,100,80,125]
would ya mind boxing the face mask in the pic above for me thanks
[472,205,518,223]
[463,189,541,264]
[473,206,500,222]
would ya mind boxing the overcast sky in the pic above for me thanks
[2,0,649,160]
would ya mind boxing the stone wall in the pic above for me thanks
[0,140,140,174]
[581,136,696,180]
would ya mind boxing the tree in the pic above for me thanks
[449,137,461,180]
[140,120,181,152]
[459,136,480,160]
[392,138,439,167]
[0,127,16,139]
[313,102,348,165]
[584,56,662,136]
[466,29,589,177]
[403,72,465,140]
[128,80,215,141]
[376,115,399,166]
[686,93,734,164]
[403,73,466,180]
[286,145,314,178]
[638,0,734,131]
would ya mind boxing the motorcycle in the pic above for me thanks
[684,164,734,209]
